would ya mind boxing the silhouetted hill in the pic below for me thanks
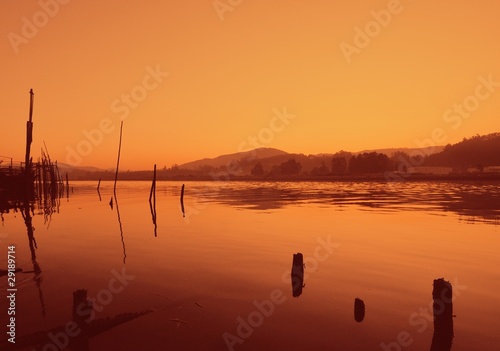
[177,146,443,176]
[59,132,499,180]
[57,163,108,174]
[179,147,288,170]
[424,133,500,169]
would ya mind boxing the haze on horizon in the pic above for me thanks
[1,0,499,170]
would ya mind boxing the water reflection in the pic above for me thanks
[0,289,151,351]
[149,169,158,237]
[180,184,185,217]
[114,194,127,264]
[97,179,102,202]
[21,203,46,317]
[1,197,50,319]
[195,182,500,224]
[1,181,496,350]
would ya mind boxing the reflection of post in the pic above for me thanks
[430,278,454,351]
[97,178,102,201]
[114,195,127,264]
[149,165,157,237]
[291,253,304,297]
[72,289,92,351]
[21,203,46,317]
[180,184,185,217]
[354,298,365,322]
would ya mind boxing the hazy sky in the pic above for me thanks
[1,0,499,170]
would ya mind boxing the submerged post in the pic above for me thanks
[354,298,365,322]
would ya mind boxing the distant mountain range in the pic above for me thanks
[58,132,500,179]
[178,146,442,171]
[179,148,288,170]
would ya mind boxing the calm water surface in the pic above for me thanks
[1,181,499,351]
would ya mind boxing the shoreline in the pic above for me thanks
[64,173,500,182]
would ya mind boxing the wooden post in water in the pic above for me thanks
[430,278,454,351]
[24,89,34,199]
[149,165,156,203]
[291,253,304,297]
[113,121,124,194]
[25,89,34,174]
[65,173,69,198]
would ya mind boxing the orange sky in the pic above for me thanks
[1,0,499,170]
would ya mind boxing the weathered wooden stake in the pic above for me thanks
[291,253,304,297]
[430,278,454,351]
[113,121,124,194]
[25,89,34,174]
[65,173,69,198]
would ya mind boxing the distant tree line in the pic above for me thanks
[424,133,500,170]
[250,152,393,177]
[65,133,500,180]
